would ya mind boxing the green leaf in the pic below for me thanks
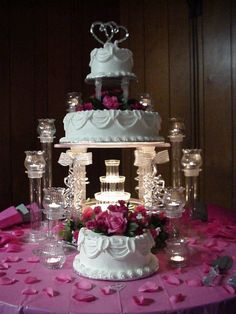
[212,255,233,272]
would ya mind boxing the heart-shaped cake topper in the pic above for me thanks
[90,21,129,45]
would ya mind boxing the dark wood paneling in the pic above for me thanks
[10,1,36,205]
[203,0,232,208]
[232,0,236,210]
[0,1,11,210]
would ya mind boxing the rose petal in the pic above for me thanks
[5,244,22,252]
[185,279,202,287]
[55,274,73,283]
[16,268,30,274]
[75,280,93,291]
[101,286,116,295]
[133,295,154,306]
[0,262,10,270]
[25,276,40,284]
[42,287,59,297]
[162,275,181,286]
[223,285,235,295]
[26,256,40,263]
[12,230,24,237]
[169,293,185,303]
[0,271,6,277]
[202,262,211,274]
[2,256,21,263]
[22,288,38,295]
[72,292,96,302]
[0,277,16,285]
[138,281,160,292]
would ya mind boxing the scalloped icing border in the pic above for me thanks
[73,253,159,281]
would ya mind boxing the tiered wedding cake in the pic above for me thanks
[70,22,163,280]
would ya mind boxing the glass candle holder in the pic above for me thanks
[139,93,153,111]
[66,92,82,112]
[168,118,185,188]
[40,240,66,269]
[42,187,65,239]
[37,118,56,189]
[181,149,203,219]
[166,238,189,268]
[24,151,46,243]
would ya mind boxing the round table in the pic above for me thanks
[0,204,236,314]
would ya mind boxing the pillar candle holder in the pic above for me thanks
[66,92,82,112]
[166,238,189,268]
[181,149,202,219]
[168,118,185,188]
[37,119,56,189]
[24,150,46,243]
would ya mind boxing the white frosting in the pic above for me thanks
[73,228,159,280]
[60,110,163,143]
[86,42,136,80]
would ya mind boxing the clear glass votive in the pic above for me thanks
[40,240,66,269]
[166,238,189,268]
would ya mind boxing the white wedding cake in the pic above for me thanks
[73,228,159,280]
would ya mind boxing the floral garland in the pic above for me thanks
[76,89,146,111]
[58,201,168,252]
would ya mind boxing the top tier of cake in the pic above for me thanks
[86,42,136,82]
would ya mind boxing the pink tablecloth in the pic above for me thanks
[0,204,236,314]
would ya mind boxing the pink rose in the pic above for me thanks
[81,207,94,222]
[103,95,120,109]
[94,206,102,215]
[77,102,93,111]
[86,220,97,231]
[108,201,128,215]
[107,214,127,235]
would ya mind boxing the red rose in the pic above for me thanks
[107,213,127,235]
[81,207,94,222]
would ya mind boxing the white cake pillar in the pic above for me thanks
[121,77,129,101]
[95,78,102,100]
[134,146,156,201]
[58,148,92,213]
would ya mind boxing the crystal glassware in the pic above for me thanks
[42,187,65,239]
[24,150,46,243]
[165,238,189,268]
[66,92,82,112]
[168,118,185,188]
[40,240,66,269]
[163,187,185,239]
[37,118,56,189]
[181,149,203,219]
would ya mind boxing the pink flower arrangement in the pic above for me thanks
[75,89,147,111]
[62,201,168,250]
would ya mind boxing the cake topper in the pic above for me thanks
[90,21,129,45]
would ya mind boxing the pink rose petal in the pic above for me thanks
[133,295,154,306]
[163,275,181,286]
[186,279,202,287]
[12,230,24,237]
[72,292,96,302]
[26,256,40,263]
[5,244,22,252]
[202,262,211,274]
[55,274,73,283]
[0,262,10,270]
[138,281,160,292]
[101,286,116,295]
[16,268,30,274]
[223,285,235,295]
[42,287,59,297]
[75,280,93,291]
[173,268,183,275]
[0,271,6,277]
[22,288,38,295]
[0,277,16,285]
[25,276,41,284]
[169,293,185,303]
[3,256,21,263]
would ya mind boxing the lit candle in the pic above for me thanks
[171,255,184,262]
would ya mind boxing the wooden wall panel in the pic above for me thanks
[232,0,236,210]
[203,0,232,207]
[10,1,36,205]
[0,1,11,209]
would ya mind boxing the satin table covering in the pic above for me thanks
[0,204,236,314]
